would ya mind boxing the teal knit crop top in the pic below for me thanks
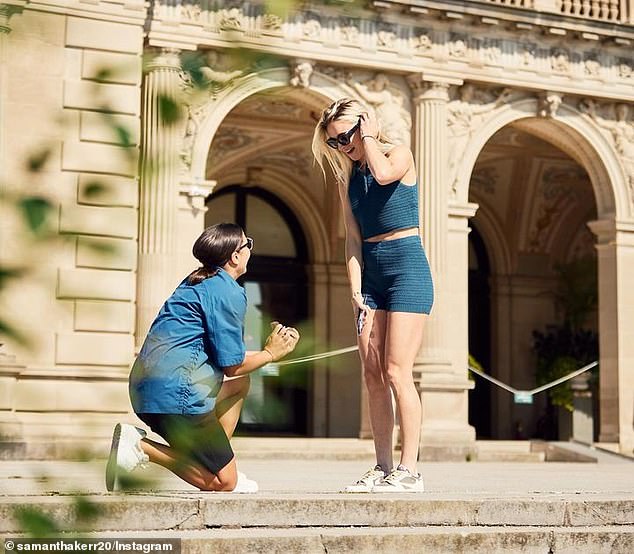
[348,163,419,240]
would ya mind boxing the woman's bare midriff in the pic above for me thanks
[364,227,418,243]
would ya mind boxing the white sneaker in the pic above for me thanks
[105,423,149,492]
[231,471,258,493]
[343,465,387,493]
[372,464,425,493]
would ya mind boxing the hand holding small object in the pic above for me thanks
[263,321,300,361]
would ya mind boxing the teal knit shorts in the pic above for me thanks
[361,235,434,314]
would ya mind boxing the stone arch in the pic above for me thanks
[188,67,351,265]
[212,165,332,264]
[454,97,625,220]
[468,197,513,276]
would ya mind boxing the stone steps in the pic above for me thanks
[2,494,634,533]
[81,526,634,553]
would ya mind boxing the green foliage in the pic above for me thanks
[14,507,60,538]
[18,196,54,236]
[532,257,598,412]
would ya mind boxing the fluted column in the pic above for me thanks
[407,74,476,460]
[588,219,634,455]
[136,48,183,347]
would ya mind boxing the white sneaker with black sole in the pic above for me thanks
[372,464,425,493]
[105,423,149,492]
[343,465,387,493]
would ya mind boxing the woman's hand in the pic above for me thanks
[359,111,379,141]
[351,294,370,336]
[264,322,300,361]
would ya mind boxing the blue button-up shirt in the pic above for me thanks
[129,268,247,414]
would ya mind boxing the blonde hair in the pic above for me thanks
[311,97,393,186]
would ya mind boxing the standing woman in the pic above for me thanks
[106,223,299,493]
[312,98,433,492]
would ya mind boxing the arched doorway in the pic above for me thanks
[206,185,310,435]
[468,124,598,440]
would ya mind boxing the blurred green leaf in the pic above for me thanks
[26,147,52,173]
[264,0,295,17]
[18,196,53,234]
[113,124,133,147]
[180,52,208,89]
[82,238,117,256]
[73,496,101,523]
[83,181,108,199]
[94,67,113,82]
[14,507,60,538]
[0,318,30,347]
[0,267,25,287]
[158,95,181,126]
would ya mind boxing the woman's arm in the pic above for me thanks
[224,325,299,377]
[223,349,274,378]
[359,112,415,185]
[363,141,414,185]
[338,181,363,300]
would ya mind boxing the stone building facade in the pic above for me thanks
[0,0,633,457]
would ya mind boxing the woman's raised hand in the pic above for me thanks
[359,111,379,140]
[263,322,300,362]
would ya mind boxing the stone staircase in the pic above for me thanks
[2,492,634,552]
[1,441,633,552]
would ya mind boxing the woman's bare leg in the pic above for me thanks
[214,374,251,439]
[358,308,392,472]
[384,312,426,473]
[139,439,237,491]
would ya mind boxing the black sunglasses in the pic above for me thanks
[237,237,254,252]
[325,119,360,150]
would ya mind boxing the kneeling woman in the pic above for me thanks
[106,223,299,492]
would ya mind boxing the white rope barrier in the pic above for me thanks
[469,360,598,403]
[276,345,359,366]
[273,345,597,404]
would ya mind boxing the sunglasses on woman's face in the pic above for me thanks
[325,119,360,150]
[237,237,254,252]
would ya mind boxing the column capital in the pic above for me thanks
[407,73,462,102]
[146,48,182,72]
[587,218,616,244]
[179,178,216,198]
[0,1,27,34]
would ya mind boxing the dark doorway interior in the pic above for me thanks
[468,224,492,439]
[206,185,309,435]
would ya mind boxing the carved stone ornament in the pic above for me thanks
[584,55,601,77]
[550,48,570,73]
[262,14,283,31]
[341,25,360,44]
[450,37,468,58]
[412,33,432,51]
[618,60,632,79]
[377,30,396,48]
[521,43,537,66]
[446,84,514,196]
[348,72,412,147]
[303,19,321,37]
[219,8,242,30]
[579,99,634,207]
[538,92,563,118]
[289,60,314,88]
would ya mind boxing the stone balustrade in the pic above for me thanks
[154,0,631,27]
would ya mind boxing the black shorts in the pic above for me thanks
[137,412,234,475]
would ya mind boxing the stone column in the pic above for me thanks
[136,48,183,347]
[588,219,634,455]
[408,74,476,460]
